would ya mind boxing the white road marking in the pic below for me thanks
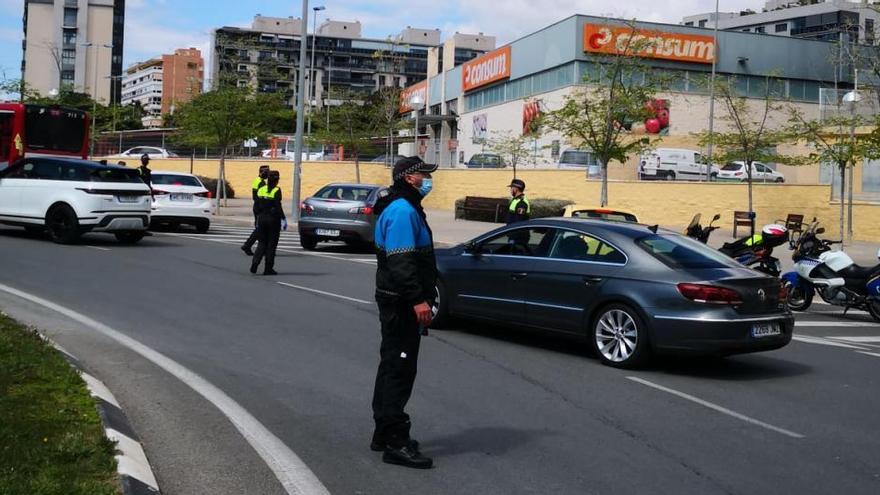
[792,335,872,350]
[829,336,880,343]
[857,351,880,358]
[626,376,805,439]
[277,282,373,305]
[795,321,878,327]
[0,283,330,495]
[85,245,112,251]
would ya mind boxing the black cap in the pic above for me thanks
[141,153,150,160]
[268,170,280,180]
[509,179,526,191]
[259,165,270,171]
[392,156,437,181]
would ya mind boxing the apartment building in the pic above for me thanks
[122,48,204,128]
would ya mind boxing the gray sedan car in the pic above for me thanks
[433,218,793,368]
[298,183,386,250]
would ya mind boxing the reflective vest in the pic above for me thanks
[744,234,763,247]
[252,177,264,190]
[509,196,530,214]
[257,185,280,199]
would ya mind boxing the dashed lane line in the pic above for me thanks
[277,282,373,305]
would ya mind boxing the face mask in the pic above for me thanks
[418,178,433,197]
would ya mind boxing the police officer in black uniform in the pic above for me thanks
[137,154,153,189]
[506,179,530,224]
[250,170,287,275]
[241,165,271,256]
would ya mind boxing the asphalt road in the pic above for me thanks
[1,223,879,494]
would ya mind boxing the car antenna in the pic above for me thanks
[648,224,659,233]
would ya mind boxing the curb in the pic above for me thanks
[55,344,161,495]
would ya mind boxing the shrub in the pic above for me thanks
[198,176,236,199]
[455,197,573,222]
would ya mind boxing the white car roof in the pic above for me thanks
[151,170,196,177]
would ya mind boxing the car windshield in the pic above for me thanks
[636,233,741,269]
[152,174,202,187]
[560,151,591,165]
[89,167,144,183]
[314,185,375,201]
[722,163,743,171]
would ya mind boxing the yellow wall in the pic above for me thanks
[141,158,880,241]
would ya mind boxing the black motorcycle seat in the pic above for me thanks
[839,263,880,283]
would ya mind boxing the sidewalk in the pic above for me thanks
[212,200,880,265]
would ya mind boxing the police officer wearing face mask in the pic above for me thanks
[370,156,438,469]
[241,165,271,256]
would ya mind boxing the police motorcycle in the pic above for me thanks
[782,220,880,321]
[684,213,788,276]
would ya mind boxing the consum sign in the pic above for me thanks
[583,24,715,64]
[462,46,512,92]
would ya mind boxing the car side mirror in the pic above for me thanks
[464,241,482,256]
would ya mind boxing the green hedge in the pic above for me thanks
[198,176,236,199]
[455,197,573,222]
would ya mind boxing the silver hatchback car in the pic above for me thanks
[298,183,386,250]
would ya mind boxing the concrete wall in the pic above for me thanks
[141,158,880,241]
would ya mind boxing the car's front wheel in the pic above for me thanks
[591,304,651,368]
[115,231,145,244]
[45,204,81,244]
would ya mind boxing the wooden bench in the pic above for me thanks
[733,210,755,238]
[462,196,509,223]
[777,213,804,247]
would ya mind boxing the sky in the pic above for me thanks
[0,0,764,90]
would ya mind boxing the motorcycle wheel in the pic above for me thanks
[785,281,813,311]
[867,298,880,323]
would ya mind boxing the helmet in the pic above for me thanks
[762,223,788,237]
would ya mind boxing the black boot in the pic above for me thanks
[241,245,254,256]
[250,262,258,274]
[382,445,432,469]
[263,268,278,276]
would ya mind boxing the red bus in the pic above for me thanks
[0,103,89,169]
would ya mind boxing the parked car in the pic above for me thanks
[717,161,785,183]
[557,149,601,178]
[0,157,151,244]
[639,148,720,181]
[111,146,179,159]
[298,183,387,250]
[432,218,793,368]
[371,154,406,165]
[260,149,324,161]
[563,205,638,223]
[148,172,213,233]
[466,153,506,168]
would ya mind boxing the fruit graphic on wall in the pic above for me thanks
[643,99,670,135]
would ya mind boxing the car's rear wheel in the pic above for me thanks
[115,231,145,244]
[195,220,210,233]
[430,280,449,329]
[591,304,651,368]
[784,281,813,311]
[45,205,81,244]
[300,234,318,250]
[664,171,675,181]
[775,177,785,183]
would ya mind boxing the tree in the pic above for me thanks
[788,109,880,241]
[540,23,659,206]
[310,89,378,183]
[371,38,410,165]
[485,130,532,178]
[173,87,274,213]
[697,75,797,229]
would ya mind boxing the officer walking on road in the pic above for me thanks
[241,165,271,256]
[137,154,153,189]
[506,178,530,224]
[371,156,437,469]
[250,170,287,276]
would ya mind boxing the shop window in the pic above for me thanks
[789,80,805,100]
[687,71,710,94]
[775,23,788,33]
[804,82,820,102]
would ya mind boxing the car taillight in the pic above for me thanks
[194,191,213,198]
[778,284,788,301]
[301,203,314,213]
[348,206,373,215]
[151,189,168,195]
[677,283,743,305]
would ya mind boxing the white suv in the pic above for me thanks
[0,157,152,244]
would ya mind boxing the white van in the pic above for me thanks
[639,148,720,181]
[558,149,601,178]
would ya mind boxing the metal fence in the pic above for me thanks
[819,87,880,122]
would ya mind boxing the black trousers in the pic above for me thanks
[372,298,422,447]
[252,218,280,270]
[242,211,259,250]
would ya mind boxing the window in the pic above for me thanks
[685,21,694,27]
[479,227,554,257]
[62,49,76,65]
[313,185,377,201]
[698,20,707,28]
[637,234,739,269]
[755,26,765,34]
[775,23,788,32]
[151,174,202,187]
[33,161,63,180]
[62,30,77,46]
[741,28,750,32]
[866,19,875,44]
[63,8,77,27]
[549,230,626,264]
[2,161,36,179]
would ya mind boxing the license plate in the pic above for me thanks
[170,193,193,202]
[752,323,781,338]
[117,195,140,203]
[316,228,340,237]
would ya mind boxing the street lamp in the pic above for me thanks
[843,69,862,243]
[291,0,310,222]
[705,0,720,181]
[81,42,113,157]
[410,93,425,157]
[326,50,333,133]
[307,5,325,138]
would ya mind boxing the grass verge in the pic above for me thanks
[0,312,119,495]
